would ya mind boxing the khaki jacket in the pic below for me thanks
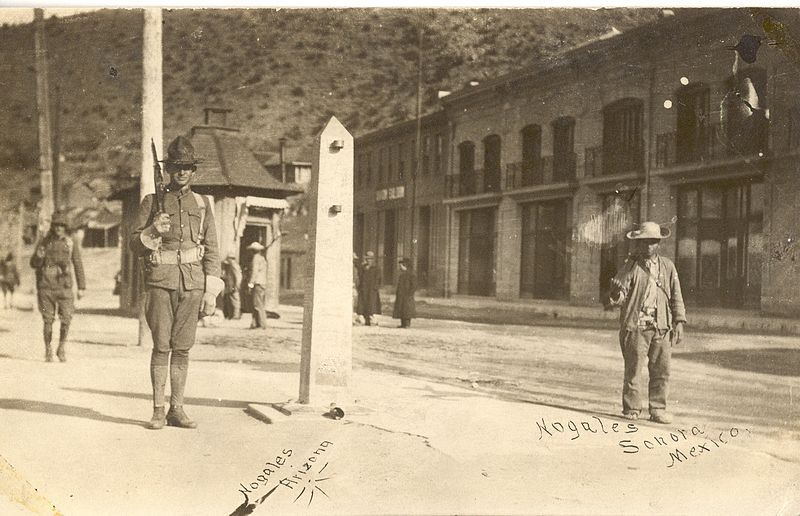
[129,188,220,290]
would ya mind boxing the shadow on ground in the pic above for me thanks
[75,307,130,317]
[675,347,800,377]
[62,387,263,409]
[0,398,145,427]
[193,357,299,373]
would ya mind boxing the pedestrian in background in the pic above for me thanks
[357,251,381,326]
[607,221,686,425]
[130,135,223,430]
[1,252,20,309]
[247,241,268,329]
[29,212,85,362]
[222,252,243,320]
[393,257,416,328]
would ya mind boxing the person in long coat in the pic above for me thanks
[357,251,381,326]
[393,257,416,328]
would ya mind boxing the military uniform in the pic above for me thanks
[30,215,85,362]
[130,135,223,430]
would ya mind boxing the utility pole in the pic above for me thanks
[53,84,62,210]
[409,22,423,266]
[34,8,54,235]
[137,8,163,347]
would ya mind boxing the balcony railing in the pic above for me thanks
[552,152,577,183]
[654,121,769,168]
[602,139,645,176]
[503,156,554,189]
[445,168,486,197]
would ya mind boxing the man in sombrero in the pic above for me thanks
[608,221,687,424]
[130,135,223,430]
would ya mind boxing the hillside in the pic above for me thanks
[0,7,660,214]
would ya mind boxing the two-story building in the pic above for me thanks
[353,110,451,292]
[354,8,800,317]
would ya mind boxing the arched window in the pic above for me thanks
[602,98,644,175]
[520,124,541,186]
[458,141,476,195]
[483,134,501,193]
[551,116,575,182]
[676,82,710,163]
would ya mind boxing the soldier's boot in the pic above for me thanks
[167,351,196,429]
[56,322,70,362]
[147,364,168,430]
[43,322,53,362]
[147,406,166,430]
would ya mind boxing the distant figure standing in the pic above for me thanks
[30,212,86,362]
[357,251,381,326]
[1,252,20,309]
[247,241,268,329]
[607,221,687,425]
[222,252,243,320]
[393,257,416,328]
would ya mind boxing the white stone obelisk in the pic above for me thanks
[298,117,354,405]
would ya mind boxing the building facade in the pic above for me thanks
[354,111,451,292]
[354,8,800,316]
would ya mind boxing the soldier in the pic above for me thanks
[130,135,223,430]
[30,212,85,362]
[607,221,687,425]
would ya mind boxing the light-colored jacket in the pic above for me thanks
[249,252,267,286]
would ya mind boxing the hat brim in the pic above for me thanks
[626,226,671,240]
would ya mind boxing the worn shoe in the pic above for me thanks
[56,345,66,363]
[622,411,640,421]
[166,406,197,429]
[147,406,166,430]
[650,411,673,424]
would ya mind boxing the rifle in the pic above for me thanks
[150,138,164,214]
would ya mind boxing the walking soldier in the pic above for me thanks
[130,135,223,430]
[30,211,86,362]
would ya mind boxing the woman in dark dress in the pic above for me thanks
[357,251,381,326]
[393,257,416,328]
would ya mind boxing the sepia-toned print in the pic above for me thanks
[0,6,798,515]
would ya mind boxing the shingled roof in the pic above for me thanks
[189,126,303,198]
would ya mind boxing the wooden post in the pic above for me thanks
[34,8,54,235]
[298,117,353,406]
[138,8,163,347]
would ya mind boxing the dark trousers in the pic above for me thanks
[400,318,411,328]
[621,327,671,414]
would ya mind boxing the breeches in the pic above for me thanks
[145,286,203,353]
[37,288,74,324]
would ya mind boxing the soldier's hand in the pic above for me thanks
[672,322,685,346]
[77,289,85,300]
[200,292,217,318]
[154,212,171,235]
[35,246,46,258]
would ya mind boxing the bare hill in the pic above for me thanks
[0,7,660,214]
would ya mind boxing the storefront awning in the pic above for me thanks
[245,196,289,210]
